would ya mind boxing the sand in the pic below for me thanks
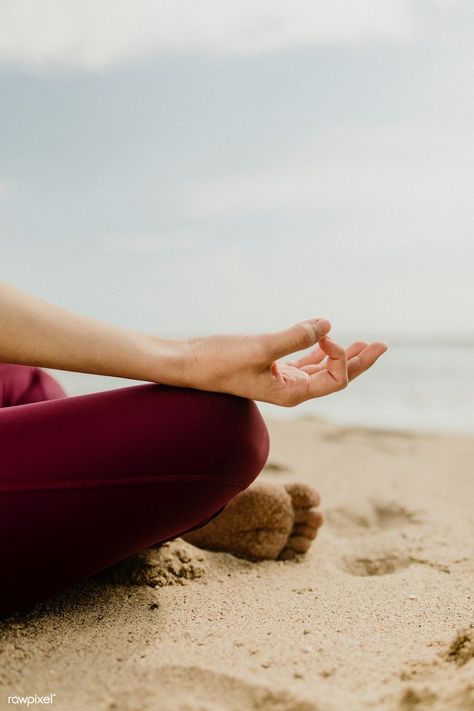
[1,416,473,711]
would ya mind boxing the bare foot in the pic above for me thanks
[182,482,323,561]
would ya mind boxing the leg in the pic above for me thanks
[0,363,66,407]
[0,377,269,617]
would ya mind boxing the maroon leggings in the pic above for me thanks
[0,363,269,618]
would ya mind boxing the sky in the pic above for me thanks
[0,0,473,344]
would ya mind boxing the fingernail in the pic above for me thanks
[315,319,331,336]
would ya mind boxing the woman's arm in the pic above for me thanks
[0,281,387,406]
[0,281,181,383]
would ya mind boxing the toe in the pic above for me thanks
[293,524,319,540]
[286,534,313,553]
[277,486,322,560]
[284,483,320,508]
[294,507,324,528]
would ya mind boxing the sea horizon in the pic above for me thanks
[46,342,474,436]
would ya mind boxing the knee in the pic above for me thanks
[218,396,270,492]
[129,385,269,494]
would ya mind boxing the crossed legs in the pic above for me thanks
[0,364,321,618]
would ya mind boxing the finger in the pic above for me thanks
[348,342,387,381]
[306,336,347,397]
[286,345,327,368]
[318,336,348,383]
[299,341,367,375]
[262,318,331,361]
[347,341,368,359]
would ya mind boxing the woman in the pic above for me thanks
[0,281,386,617]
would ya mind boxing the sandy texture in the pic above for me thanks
[1,417,473,711]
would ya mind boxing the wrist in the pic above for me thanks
[142,333,192,386]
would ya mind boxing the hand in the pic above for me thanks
[181,318,387,406]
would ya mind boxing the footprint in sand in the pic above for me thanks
[327,500,445,578]
[342,554,413,577]
[398,686,438,710]
[325,499,423,537]
[445,626,474,667]
[399,681,474,711]
[106,664,321,711]
[396,627,474,710]
[320,425,417,453]
[263,460,291,473]
[342,552,450,578]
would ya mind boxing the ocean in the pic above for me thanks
[49,344,474,435]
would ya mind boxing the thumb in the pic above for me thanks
[263,318,331,361]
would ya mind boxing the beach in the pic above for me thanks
[1,415,473,711]
[2,0,472,706]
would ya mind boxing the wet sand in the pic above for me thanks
[1,417,473,710]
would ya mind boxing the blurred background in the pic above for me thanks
[0,1,472,431]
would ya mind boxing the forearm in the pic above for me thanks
[0,281,183,383]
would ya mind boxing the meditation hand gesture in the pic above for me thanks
[183,319,387,406]
[0,284,386,407]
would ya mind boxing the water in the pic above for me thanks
[260,345,474,433]
[49,345,474,435]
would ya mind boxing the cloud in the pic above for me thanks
[0,0,447,71]
[185,124,473,233]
